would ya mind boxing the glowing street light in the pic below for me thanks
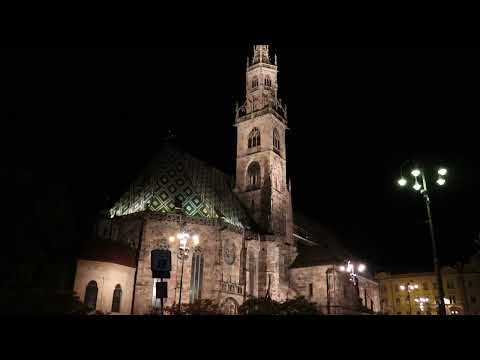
[339,260,366,311]
[435,168,448,186]
[170,230,200,313]
[413,180,422,191]
[192,234,200,246]
[395,161,449,316]
[438,168,447,176]
[339,260,366,281]
[436,178,446,186]
[414,297,430,313]
[399,282,419,314]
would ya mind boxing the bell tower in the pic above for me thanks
[234,45,292,239]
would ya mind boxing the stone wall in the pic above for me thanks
[73,259,135,314]
[131,215,281,314]
[289,265,379,314]
[357,276,381,313]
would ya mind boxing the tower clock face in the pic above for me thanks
[224,241,236,265]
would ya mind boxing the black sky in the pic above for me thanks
[4,45,480,275]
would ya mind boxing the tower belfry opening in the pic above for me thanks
[252,45,271,65]
[236,45,287,126]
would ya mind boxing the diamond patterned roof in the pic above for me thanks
[109,144,252,229]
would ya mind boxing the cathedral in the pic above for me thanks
[73,45,380,315]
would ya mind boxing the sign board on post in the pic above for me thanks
[156,281,168,299]
[151,249,172,279]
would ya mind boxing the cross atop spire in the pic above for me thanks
[162,129,176,142]
[252,45,271,65]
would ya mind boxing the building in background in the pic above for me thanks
[376,253,480,315]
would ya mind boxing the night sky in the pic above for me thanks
[4,45,480,279]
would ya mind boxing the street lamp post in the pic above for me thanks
[414,297,430,315]
[399,283,418,315]
[326,267,334,315]
[397,164,448,316]
[339,260,366,311]
[169,231,200,313]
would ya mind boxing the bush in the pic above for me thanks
[238,296,281,315]
[163,299,220,315]
[0,289,92,315]
[280,296,321,315]
[238,296,322,315]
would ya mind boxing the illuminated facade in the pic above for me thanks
[73,45,378,315]
[376,254,480,315]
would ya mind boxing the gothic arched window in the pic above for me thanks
[264,76,272,87]
[248,251,257,297]
[252,76,259,89]
[85,280,98,310]
[248,128,261,149]
[247,162,261,189]
[189,251,204,303]
[111,284,122,313]
[273,128,281,152]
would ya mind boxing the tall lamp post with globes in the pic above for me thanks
[397,163,448,316]
[399,283,418,315]
[414,297,430,315]
[169,231,200,313]
[339,260,366,310]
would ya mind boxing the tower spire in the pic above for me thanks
[235,46,289,235]
[252,45,271,65]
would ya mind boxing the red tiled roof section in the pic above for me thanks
[79,243,137,268]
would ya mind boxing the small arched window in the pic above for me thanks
[264,76,272,87]
[252,76,259,89]
[85,280,98,310]
[247,162,261,189]
[111,284,122,313]
[273,128,281,152]
[248,128,261,149]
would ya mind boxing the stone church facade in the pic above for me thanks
[73,45,379,315]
